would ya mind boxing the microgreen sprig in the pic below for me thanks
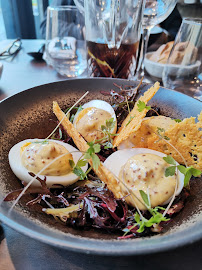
[157,127,170,141]
[69,105,83,123]
[32,140,49,144]
[126,115,135,127]
[125,96,135,126]
[69,159,88,180]
[95,118,118,149]
[156,127,187,167]
[137,100,160,116]
[84,142,101,171]
[123,190,169,235]
[137,100,151,112]
[163,155,201,187]
[174,119,182,123]
[51,127,63,140]
[69,141,101,179]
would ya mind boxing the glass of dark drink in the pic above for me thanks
[74,0,144,79]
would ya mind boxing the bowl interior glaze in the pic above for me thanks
[0,78,201,255]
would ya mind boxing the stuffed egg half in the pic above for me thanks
[104,148,184,210]
[73,100,117,142]
[9,139,88,187]
[118,116,176,150]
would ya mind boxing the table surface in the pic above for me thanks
[0,39,82,101]
[0,39,202,270]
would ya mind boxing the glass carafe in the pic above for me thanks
[74,0,145,79]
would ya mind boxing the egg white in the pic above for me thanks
[9,139,88,188]
[103,148,184,205]
[73,99,117,126]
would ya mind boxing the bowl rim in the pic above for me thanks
[0,78,202,256]
[145,52,201,69]
[0,211,202,256]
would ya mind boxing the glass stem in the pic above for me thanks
[137,27,152,80]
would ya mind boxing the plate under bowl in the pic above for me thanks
[0,78,202,256]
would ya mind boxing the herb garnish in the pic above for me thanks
[125,96,136,126]
[95,118,118,149]
[155,127,201,187]
[84,142,101,171]
[69,159,88,180]
[163,155,201,187]
[123,190,169,235]
[157,127,170,141]
[51,127,63,140]
[174,119,182,123]
[137,100,151,112]
[156,127,188,167]
[126,115,135,127]
[70,142,101,180]
[137,100,161,116]
[32,140,49,144]
[69,105,83,123]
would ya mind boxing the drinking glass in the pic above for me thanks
[137,0,177,80]
[74,0,144,79]
[162,18,202,100]
[45,6,87,77]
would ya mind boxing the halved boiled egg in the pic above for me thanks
[104,148,184,210]
[73,100,117,142]
[118,116,176,150]
[9,139,88,187]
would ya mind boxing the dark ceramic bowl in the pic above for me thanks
[0,78,202,255]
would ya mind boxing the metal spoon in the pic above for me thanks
[27,44,45,60]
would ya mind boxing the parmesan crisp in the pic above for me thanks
[148,112,202,170]
[133,112,202,170]
[53,101,123,199]
[113,82,160,148]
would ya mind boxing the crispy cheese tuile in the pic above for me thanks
[146,111,202,170]
[53,101,123,199]
[113,82,160,148]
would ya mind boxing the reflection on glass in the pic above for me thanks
[162,18,202,101]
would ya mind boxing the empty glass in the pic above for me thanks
[137,0,177,81]
[162,18,202,100]
[45,6,87,77]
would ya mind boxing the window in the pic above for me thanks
[0,1,6,40]
[0,0,49,39]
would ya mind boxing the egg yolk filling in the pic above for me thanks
[21,141,73,176]
[75,107,112,142]
[128,116,176,148]
[119,153,177,210]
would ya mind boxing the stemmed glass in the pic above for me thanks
[162,18,202,101]
[137,0,177,81]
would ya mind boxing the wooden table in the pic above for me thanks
[0,39,202,270]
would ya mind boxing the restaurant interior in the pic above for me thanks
[0,0,202,269]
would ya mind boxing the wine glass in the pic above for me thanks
[137,0,177,81]
[162,18,202,101]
